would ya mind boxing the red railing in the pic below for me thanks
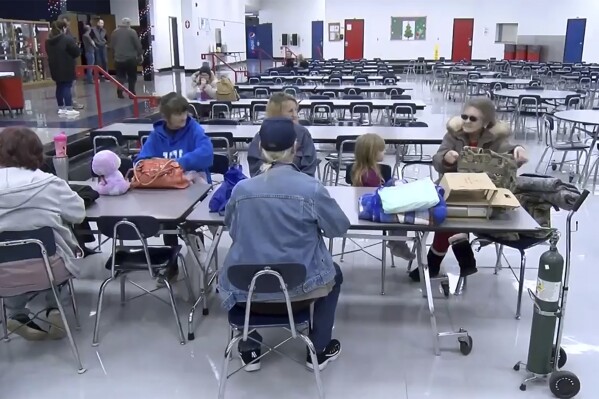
[255,47,284,73]
[283,46,298,61]
[76,65,159,128]
[200,52,247,83]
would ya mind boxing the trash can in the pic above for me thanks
[527,45,541,62]
[504,44,516,61]
[515,45,528,61]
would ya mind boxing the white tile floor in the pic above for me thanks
[1,75,599,399]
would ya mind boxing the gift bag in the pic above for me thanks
[458,147,518,191]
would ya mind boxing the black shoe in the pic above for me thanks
[7,314,48,341]
[239,348,261,372]
[117,91,125,99]
[452,241,478,277]
[409,250,443,282]
[306,339,341,371]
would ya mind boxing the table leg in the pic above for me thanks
[416,232,440,355]
[580,126,598,185]
[182,226,224,341]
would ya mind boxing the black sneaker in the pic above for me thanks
[6,314,48,341]
[306,339,341,371]
[451,241,478,277]
[239,348,261,372]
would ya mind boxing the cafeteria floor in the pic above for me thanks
[1,70,598,399]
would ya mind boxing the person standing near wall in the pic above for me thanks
[82,25,96,84]
[92,19,108,74]
[110,18,143,99]
[46,21,81,117]
[58,14,84,110]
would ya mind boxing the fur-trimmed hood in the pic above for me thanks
[446,116,511,140]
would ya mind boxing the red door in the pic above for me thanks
[344,19,364,60]
[452,18,474,61]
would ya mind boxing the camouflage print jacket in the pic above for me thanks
[433,116,521,175]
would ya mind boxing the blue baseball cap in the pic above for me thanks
[259,117,297,152]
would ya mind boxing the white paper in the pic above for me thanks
[347,24,352,31]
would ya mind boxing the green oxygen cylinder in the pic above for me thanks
[526,234,564,375]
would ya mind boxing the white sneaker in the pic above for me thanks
[64,110,80,117]
[58,109,67,115]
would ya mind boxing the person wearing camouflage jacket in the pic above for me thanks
[410,98,529,282]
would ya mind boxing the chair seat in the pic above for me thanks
[228,305,311,328]
[476,235,547,251]
[105,246,181,271]
[324,154,355,164]
[552,142,589,150]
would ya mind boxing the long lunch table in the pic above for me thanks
[235,84,414,93]
[259,75,400,82]
[185,186,542,354]
[449,71,499,78]
[95,123,444,144]
[471,78,533,87]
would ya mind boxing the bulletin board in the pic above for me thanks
[328,22,341,41]
[391,17,427,41]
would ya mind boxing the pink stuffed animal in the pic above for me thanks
[92,150,130,196]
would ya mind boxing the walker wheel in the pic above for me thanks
[458,335,473,355]
[549,370,580,399]
[552,346,568,369]
[551,163,558,171]
[519,383,527,391]
[513,363,521,371]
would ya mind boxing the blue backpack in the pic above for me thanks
[209,165,248,214]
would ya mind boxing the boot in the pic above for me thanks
[450,235,478,277]
[409,249,443,282]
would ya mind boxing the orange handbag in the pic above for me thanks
[129,159,190,189]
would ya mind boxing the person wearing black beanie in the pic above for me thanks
[190,65,217,100]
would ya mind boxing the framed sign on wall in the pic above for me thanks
[391,17,427,41]
[328,22,342,41]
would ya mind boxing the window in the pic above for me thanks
[496,23,518,43]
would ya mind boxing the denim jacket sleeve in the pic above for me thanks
[313,183,350,238]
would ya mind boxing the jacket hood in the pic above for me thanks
[0,168,56,210]
[47,33,65,45]
[152,116,196,142]
[446,116,511,139]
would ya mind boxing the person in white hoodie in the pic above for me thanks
[0,127,86,340]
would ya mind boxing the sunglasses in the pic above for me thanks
[461,114,479,122]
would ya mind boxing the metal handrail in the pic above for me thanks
[200,52,247,83]
[255,47,284,73]
[76,65,159,128]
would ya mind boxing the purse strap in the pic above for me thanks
[133,160,179,186]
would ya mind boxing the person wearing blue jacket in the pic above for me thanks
[137,92,214,281]
[138,92,214,178]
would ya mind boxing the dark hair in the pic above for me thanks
[159,92,189,118]
[0,127,44,170]
[50,21,67,37]
[199,66,211,75]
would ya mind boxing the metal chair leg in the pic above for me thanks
[381,235,387,295]
[340,237,347,262]
[67,280,81,329]
[494,244,504,275]
[0,298,9,342]
[178,253,196,302]
[515,251,526,320]
[49,282,86,373]
[218,335,243,399]
[299,334,326,399]
[120,275,127,306]
[163,279,186,345]
[92,276,115,347]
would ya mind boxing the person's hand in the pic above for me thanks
[444,150,459,165]
[514,146,528,166]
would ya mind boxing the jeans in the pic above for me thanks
[56,81,73,107]
[95,45,107,72]
[238,263,343,354]
[115,58,139,96]
[4,288,66,318]
[85,51,95,82]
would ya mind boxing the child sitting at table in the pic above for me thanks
[352,133,414,261]
[137,92,214,277]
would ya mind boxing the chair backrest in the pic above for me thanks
[343,94,364,100]
[345,163,393,185]
[298,119,312,126]
[206,132,234,150]
[565,94,581,109]
[123,118,152,124]
[211,101,232,118]
[203,118,239,125]
[227,263,307,294]
[248,77,260,84]
[250,101,268,121]
[335,134,358,152]
[325,80,341,86]
[350,102,372,114]
[344,87,362,95]
[309,95,329,100]
[518,94,541,106]
[254,87,271,98]
[385,88,404,96]
[138,130,151,146]
[391,94,412,100]
[310,102,335,116]
[187,104,199,119]
[90,130,124,154]
[0,227,57,264]
[273,77,284,85]
[97,216,161,240]
[210,153,230,175]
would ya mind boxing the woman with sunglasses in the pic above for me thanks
[409,98,528,282]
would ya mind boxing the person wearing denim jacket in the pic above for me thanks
[218,117,350,372]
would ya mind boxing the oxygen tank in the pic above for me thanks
[526,234,563,375]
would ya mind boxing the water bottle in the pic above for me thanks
[53,132,68,157]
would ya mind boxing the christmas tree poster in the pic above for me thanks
[391,17,427,41]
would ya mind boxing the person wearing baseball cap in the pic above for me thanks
[218,117,350,373]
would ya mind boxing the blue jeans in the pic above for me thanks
[86,51,95,82]
[56,81,73,107]
[238,263,343,354]
[95,45,107,72]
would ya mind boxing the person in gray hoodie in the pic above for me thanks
[92,19,108,72]
[0,127,86,340]
[110,17,143,98]
[247,92,318,177]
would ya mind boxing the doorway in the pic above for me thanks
[451,18,474,61]
[564,18,586,63]
[312,21,324,59]
[169,17,181,69]
[344,19,364,60]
